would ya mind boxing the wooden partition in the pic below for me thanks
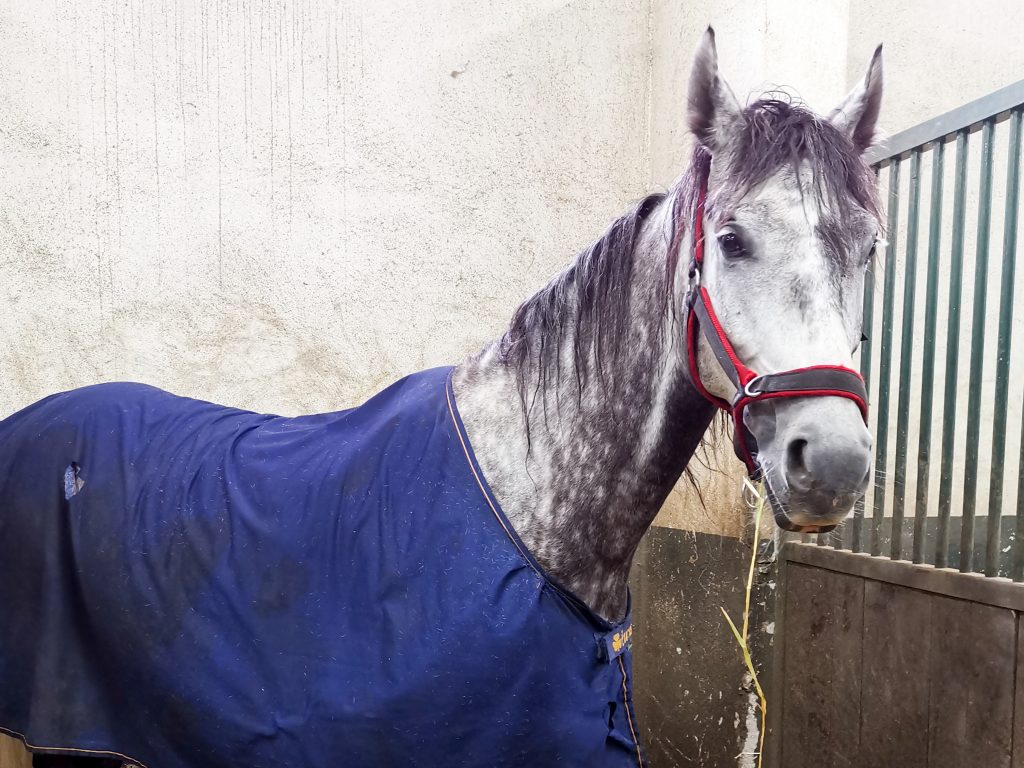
[0,735,29,768]
[767,543,1024,768]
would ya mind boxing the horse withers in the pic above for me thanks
[0,28,882,768]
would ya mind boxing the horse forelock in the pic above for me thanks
[668,97,882,291]
[697,98,881,225]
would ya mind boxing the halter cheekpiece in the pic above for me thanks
[685,175,870,496]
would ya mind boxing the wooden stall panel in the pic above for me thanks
[928,597,1015,768]
[859,580,932,768]
[0,735,30,768]
[775,546,1024,768]
[781,563,865,768]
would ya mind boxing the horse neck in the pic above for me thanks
[451,193,716,622]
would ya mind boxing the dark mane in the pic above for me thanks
[499,193,665,421]
[500,97,880,420]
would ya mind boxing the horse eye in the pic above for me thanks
[717,232,746,258]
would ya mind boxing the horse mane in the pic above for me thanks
[499,97,880,425]
[498,191,665,416]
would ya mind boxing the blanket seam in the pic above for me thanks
[443,378,546,583]
[0,724,148,768]
[617,656,644,768]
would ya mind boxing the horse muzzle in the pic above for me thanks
[761,417,872,532]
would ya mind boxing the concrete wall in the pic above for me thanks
[0,0,650,415]
[2,1,1023,767]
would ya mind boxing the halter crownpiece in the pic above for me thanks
[684,177,869,531]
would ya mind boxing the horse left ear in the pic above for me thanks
[829,44,884,151]
[687,27,743,152]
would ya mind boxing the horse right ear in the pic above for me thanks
[687,27,743,152]
[829,44,884,151]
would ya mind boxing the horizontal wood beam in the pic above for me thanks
[782,543,1024,612]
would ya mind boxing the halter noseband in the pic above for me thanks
[685,178,869,525]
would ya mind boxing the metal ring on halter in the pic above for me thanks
[743,376,765,398]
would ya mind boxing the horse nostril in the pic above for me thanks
[783,434,872,501]
[786,438,810,486]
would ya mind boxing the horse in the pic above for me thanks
[0,28,882,768]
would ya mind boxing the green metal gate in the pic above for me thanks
[768,87,1024,766]
[824,80,1024,577]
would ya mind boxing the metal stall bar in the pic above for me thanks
[871,160,902,556]
[936,130,970,569]
[960,118,996,574]
[913,140,945,564]
[851,260,876,554]
[830,83,1024,566]
[987,108,1022,576]
[849,167,885,554]
[892,150,922,560]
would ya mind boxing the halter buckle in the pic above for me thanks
[743,376,766,399]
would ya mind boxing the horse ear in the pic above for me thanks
[687,27,742,152]
[829,45,884,151]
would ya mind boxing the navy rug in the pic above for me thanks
[0,367,643,767]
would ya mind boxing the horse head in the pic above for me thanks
[684,28,884,533]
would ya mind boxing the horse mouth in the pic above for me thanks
[763,477,848,534]
[772,509,834,534]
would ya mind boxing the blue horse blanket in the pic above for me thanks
[0,366,644,767]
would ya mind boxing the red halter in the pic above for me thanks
[685,180,869,484]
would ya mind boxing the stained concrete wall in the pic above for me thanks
[0,0,650,415]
